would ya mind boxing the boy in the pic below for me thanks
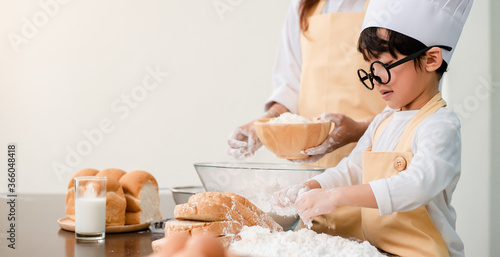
[274,0,473,256]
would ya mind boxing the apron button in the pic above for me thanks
[393,156,407,172]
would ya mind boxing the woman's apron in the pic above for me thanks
[298,0,385,239]
[361,92,449,256]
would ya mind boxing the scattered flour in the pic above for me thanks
[230,226,384,257]
[269,112,312,124]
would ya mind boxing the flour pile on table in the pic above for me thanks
[230,226,384,257]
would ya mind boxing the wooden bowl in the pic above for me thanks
[254,118,332,159]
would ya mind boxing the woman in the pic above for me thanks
[227,0,385,239]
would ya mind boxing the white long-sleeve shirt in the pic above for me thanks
[265,0,367,113]
[313,107,465,257]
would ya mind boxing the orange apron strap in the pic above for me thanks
[395,92,447,152]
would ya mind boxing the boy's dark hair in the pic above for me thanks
[357,27,448,76]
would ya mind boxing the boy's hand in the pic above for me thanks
[272,184,311,208]
[295,184,378,228]
[295,188,341,228]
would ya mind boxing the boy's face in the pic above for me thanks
[365,28,439,110]
[367,51,428,110]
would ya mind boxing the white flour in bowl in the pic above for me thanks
[269,112,312,124]
[230,226,384,257]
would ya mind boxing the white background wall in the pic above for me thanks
[489,0,499,255]
[441,0,494,256]
[0,0,496,256]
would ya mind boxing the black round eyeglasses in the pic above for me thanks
[357,45,452,90]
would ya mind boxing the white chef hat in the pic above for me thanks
[361,0,473,64]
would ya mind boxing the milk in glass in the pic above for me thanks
[74,176,107,240]
[75,197,106,233]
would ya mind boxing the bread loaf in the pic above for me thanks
[165,220,242,237]
[224,192,283,232]
[119,170,162,224]
[219,234,241,249]
[65,168,99,220]
[174,199,250,226]
[175,192,282,232]
[154,193,276,253]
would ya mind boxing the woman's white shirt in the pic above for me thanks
[313,107,465,257]
[265,0,367,113]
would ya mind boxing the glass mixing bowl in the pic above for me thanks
[194,162,324,230]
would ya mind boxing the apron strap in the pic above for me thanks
[372,113,393,146]
[363,0,370,13]
[372,92,447,152]
[395,92,447,152]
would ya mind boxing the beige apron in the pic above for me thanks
[362,92,449,256]
[298,0,385,239]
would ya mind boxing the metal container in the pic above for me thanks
[168,186,205,205]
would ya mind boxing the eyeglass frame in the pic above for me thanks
[357,45,452,90]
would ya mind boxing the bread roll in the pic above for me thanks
[97,168,126,182]
[102,176,127,226]
[65,168,99,220]
[93,168,127,226]
[119,170,162,224]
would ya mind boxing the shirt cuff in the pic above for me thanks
[369,179,393,216]
[264,88,299,114]
[310,170,336,190]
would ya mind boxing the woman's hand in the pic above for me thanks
[292,113,371,163]
[227,120,262,159]
[227,103,289,159]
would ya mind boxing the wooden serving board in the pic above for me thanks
[57,217,149,233]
